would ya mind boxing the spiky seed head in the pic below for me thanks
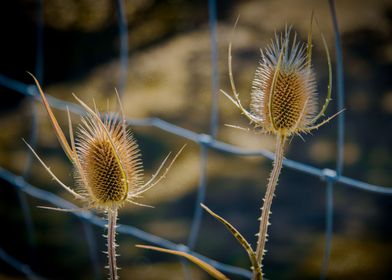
[251,27,318,136]
[75,114,143,210]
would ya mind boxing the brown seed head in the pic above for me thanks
[251,28,318,136]
[28,75,180,213]
[75,114,143,210]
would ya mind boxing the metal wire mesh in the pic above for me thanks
[0,0,391,279]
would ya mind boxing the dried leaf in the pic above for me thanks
[136,244,229,280]
[201,204,262,279]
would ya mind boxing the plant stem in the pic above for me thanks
[107,209,118,280]
[254,134,286,279]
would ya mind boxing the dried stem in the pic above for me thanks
[107,209,119,280]
[254,134,286,279]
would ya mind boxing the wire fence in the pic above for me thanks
[0,0,391,279]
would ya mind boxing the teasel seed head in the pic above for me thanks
[26,73,184,212]
[75,113,143,210]
[221,18,338,138]
[251,27,318,137]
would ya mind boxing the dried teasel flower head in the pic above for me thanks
[222,18,340,138]
[25,74,183,212]
[75,112,143,210]
[251,26,318,136]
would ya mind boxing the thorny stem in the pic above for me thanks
[107,209,119,280]
[254,134,286,279]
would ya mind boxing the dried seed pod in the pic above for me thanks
[75,114,143,210]
[27,74,183,213]
[221,23,338,138]
[251,27,318,136]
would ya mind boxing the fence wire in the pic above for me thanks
[0,167,252,279]
[320,1,346,279]
[0,0,391,279]
[0,247,44,280]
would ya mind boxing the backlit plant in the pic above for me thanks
[25,74,183,280]
[140,16,341,280]
[216,17,340,279]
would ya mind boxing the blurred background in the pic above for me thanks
[0,0,391,279]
